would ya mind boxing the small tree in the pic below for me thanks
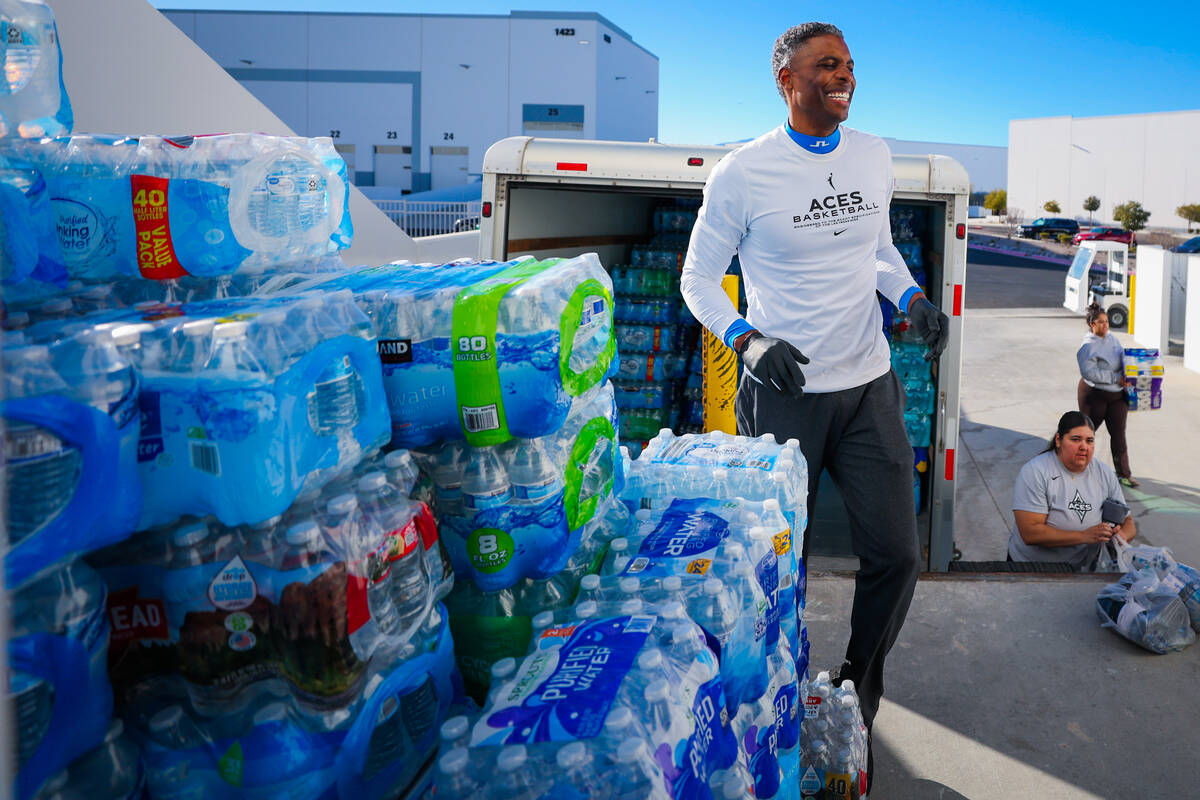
[1043,200,1061,213]
[983,189,1007,217]
[1083,195,1101,225]
[1177,203,1200,232]
[1113,201,1151,232]
[1005,207,1023,238]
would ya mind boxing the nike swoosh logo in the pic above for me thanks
[1050,476,1060,481]
[833,229,848,236]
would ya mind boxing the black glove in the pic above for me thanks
[908,297,950,360]
[738,332,809,396]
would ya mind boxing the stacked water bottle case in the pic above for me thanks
[2,6,464,798]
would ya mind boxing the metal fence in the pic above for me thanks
[372,199,482,238]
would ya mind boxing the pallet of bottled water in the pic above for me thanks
[417,383,622,591]
[1,132,353,283]
[0,0,72,139]
[2,327,142,588]
[87,467,464,799]
[21,292,391,529]
[265,255,617,448]
[435,607,749,800]
[8,560,115,800]
[441,492,630,701]
[622,429,809,539]
[799,671,869,800]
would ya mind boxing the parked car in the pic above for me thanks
[1173,236,1200,253]
[1018,217,1080,239]
[1072,226,1135,246]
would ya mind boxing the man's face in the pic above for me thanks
[780,35,855,132]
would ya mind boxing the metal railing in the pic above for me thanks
[372,199,482,238]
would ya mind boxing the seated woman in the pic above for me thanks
[1010,410,1136,570]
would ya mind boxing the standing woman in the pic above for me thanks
[1077,302,1137,488]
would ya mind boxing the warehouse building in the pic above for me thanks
[163,9,659,192]
[1008,110,1200,229]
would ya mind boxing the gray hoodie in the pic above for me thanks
[1076,332,1125,391]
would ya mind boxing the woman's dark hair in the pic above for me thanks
[1085,302,1107,327]
[1042,410,1096,452]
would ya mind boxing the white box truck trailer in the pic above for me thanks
[478,136,970,570]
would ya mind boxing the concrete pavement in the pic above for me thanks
[803,255,1200,798]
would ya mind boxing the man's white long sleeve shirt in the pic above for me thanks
[680,125,920,393]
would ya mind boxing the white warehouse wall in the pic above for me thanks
[1008,111,1200,228]
[163,10,659,193]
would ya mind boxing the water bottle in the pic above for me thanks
[357,473,428,633]
[608,537,632,573]
[439,716,470,751]
[0,0,72,139]
[614,739,654,799]
[436,747,479,799]
[494,744,541,799]
[280,518,325,569]
[328,492,400,638]
[384,449,420,496]
[691,576,738,660]
[173,319,214,373]
[239,514,282,568]
[576,573,602,603]
[555,741,597,799]
[506,437,563,506]
[207,320,268,376]
[432,440,468,517]
[3,344,80,543]
[574,599,599,619]
[462,445,512,513]
[145,706,207,772]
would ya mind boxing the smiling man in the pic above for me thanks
[681,22,952,791]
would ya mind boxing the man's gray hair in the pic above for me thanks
[772,22,845,98]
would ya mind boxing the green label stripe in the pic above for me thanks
[451,258,562,446]
[563,415,616,530]
[559,278,616,397]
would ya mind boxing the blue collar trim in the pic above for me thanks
[785,122,841,154]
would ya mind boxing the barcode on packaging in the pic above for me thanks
[462,404,500,433]
[190,441,221,476]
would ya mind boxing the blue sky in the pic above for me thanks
[152,0,1200,148]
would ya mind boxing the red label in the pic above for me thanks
[945,448,956,481]
[952,284,963,316]
[652,327,662,351]
[645,354,656,381]
[107,586,169,645]
[414,502,439,551]
[346,573,370,634]
[131,174,188,280]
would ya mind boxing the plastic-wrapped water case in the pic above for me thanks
[2,327,141,588]
[60,293,389,528]
[0,0,72,139]
[421,382,622,590]
[1,155,67,287]
[444,611,739,800]
[1,133,352,282]
[261,256,617,448]
[127,606,461,800]
[1123,347,1163,411]
[8,560,113,800]
[623,430,809,534]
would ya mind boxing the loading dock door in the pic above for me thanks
[374,145,413,191]
[334,144,356,178]
[430,146,468,190]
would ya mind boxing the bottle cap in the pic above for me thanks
[759,432,777,444]
[439,716,469,743]
[326,493,358,516]
[620,598,643,615]
[575,600,599,619]
[662,575,682,593]
[438,747,470,774]
[384,450,410,469]
[496,744,527,772]
[557,741,588,769]
[635,508,651,520]
[286,520,321,546]
[618,738,647,764]
[109,324,144,347]
[605,706,634,733]
[212,320,248,339]
[816,670,831,683]
[491,657,516,680]
[172,520,209,547]
[532,610,555,630]
[619,577,640,595]
[749,526,771,542]
[763,498,781,512]
[785,437,800,449]
[579,574,601,592]
[840,679,856,694]
[712,468,729,482]
[637,648,664,671]
[181,319,215,337]
[644,678,671,703]
[703,577,725,595]
[772,472,788,484]
[660,600,686,619]
[722,773,749,799]
[148,705,184,733]
[357,472,387,494]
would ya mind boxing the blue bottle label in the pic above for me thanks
[471,615,653,746]
[622,508,730,577]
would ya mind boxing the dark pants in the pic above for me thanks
[1078,380,1131,479]
[736,369,920,728]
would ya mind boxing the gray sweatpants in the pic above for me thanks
[736,368,920,728]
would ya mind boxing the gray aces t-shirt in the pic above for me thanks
[1009,451,1127,570]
